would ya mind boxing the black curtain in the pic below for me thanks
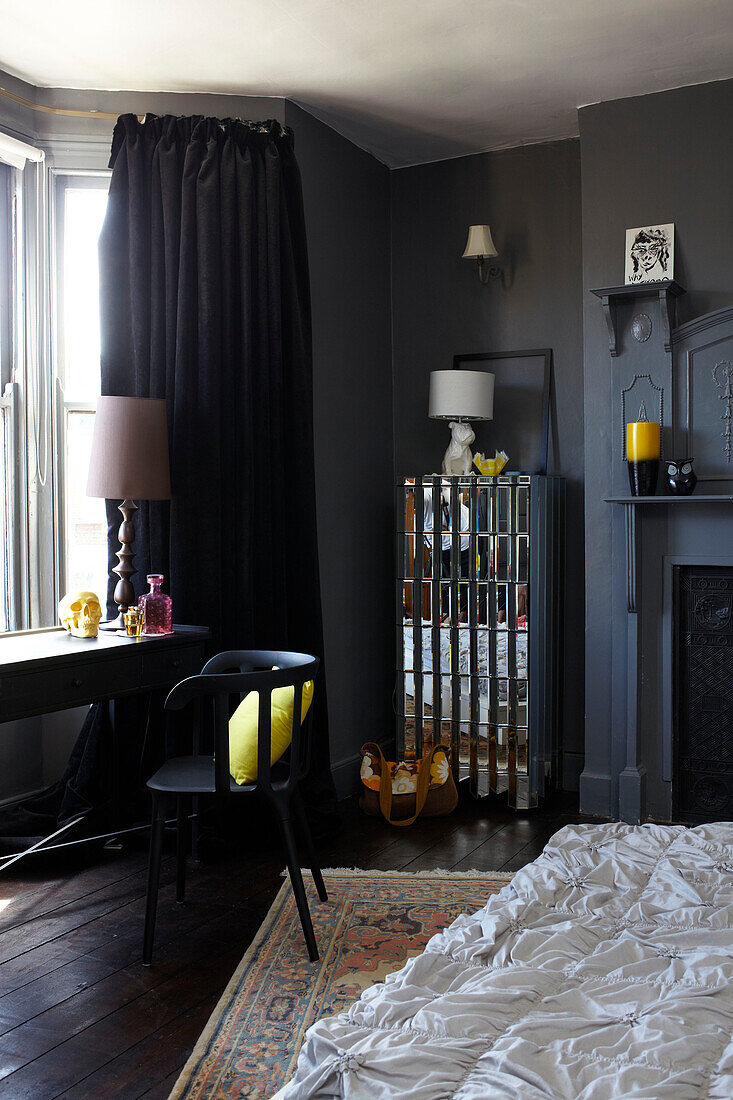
[99,114,335,813]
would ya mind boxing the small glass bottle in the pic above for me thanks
[139,574,173,635]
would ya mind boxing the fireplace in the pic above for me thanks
[673,566,733,823]
[582,286,733,823]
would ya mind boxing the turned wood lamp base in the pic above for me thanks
[99,499,138,631]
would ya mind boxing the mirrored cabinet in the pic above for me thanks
[396,474,565,809]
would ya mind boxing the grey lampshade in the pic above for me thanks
[86,396,171,500]
[429,370,494,421]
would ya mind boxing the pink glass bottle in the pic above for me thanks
[139,574,173,635]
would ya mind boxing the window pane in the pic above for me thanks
[62,187,108,403]
[0,402,11,630]
[58,182,109,605]
[65,410,108,602]
[0,167,13,629]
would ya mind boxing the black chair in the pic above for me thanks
[142,650,327,965]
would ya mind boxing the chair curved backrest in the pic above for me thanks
[164,650,320,796]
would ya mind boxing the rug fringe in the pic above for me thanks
[281,867,515,879]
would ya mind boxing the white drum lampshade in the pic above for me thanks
[429,370,494,422]
[429,369,494,475]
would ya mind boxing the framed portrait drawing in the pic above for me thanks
[624,223,675,284]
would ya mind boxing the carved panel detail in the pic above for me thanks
[712,359,733,463]
[631,313,652,342]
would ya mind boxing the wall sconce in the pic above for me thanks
[462,224,501,283]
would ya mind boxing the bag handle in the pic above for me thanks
[366,743,438,827]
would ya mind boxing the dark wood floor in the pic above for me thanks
[0,788,590,1099]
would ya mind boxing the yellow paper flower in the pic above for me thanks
[430,752,450,784]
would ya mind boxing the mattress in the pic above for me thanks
[273,822,733,1099]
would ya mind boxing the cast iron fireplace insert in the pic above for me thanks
[673,566,733,823]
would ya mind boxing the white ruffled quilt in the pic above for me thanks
[273,822,733,1099]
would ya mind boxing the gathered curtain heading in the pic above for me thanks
[109,112,293,169]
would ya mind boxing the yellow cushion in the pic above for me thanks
[229,674,314,785]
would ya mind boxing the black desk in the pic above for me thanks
[0,625,209,722]
[0,625,210,868]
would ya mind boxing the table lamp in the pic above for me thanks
[429,369,494,474]
[86,396,171,629]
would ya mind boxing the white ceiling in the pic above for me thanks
[1,0,732,167]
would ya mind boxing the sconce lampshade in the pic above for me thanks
[429,370,494,421]
[462,224,498,259]
[87,396,171,500]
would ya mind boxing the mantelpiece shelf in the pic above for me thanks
[605,495,733,504]
[605,494,733,616]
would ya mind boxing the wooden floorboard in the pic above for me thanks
[0,787,589,1098]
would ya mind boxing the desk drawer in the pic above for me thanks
[1,658,140,716]
[141,645,203,688]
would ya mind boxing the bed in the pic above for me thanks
[274,822,733,1099]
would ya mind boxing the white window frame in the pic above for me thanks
[1,128,111,632]
[1,157,31,630]
[50,169,111,603]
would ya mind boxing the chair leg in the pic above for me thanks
[176,795,187,905]
[276,809,319,962]
[293,789,328,903]
[143,793,166,966]
[191,795,201,862]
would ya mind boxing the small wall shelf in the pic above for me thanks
[605,495,733,504]
[591,280,685,356]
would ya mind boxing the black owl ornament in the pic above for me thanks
[667,458,697,495]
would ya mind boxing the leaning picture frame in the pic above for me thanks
[452,348,553,475]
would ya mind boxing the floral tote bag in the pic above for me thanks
[359,741,458,826]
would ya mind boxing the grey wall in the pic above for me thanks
[390,140,585,788]
[580,79,733,819]
[285,103,393,796]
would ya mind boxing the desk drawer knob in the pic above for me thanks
[71,678,83,688]
[171,658,181,670]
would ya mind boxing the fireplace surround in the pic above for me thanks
[582,285,733,823]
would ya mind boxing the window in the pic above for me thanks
[0,160,20,631]
[0,136,110,632]
[53,176,110,605]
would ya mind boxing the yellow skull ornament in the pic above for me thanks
[58,591,103,638]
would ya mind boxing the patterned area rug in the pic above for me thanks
[170,867,513,1100]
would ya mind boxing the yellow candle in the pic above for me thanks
[626,421,660,462]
